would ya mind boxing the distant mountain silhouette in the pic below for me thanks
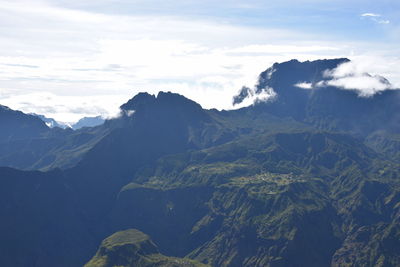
[71,116,105,130]
[33,113,69,129]
[0,105,109,170]
[0,104,50,140]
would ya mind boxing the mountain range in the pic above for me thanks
[0,58,399,267]
[32,114,105,130]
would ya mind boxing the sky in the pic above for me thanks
[0,0,399,123]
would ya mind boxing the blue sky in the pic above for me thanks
[54,0,399,40]
[0,0,398,122]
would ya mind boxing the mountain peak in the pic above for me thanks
[71,116,105,130]
[0,104,50,140]
[120,92,157,111]
[0,104,11,111]
[120,91,204,116]
[233,58,350,106]
[155,91,203,111]
[232,58,400,134]
[259,57,350,92]
[271,58,349,69]
[85,229,207,267]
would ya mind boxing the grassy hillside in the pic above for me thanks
[85,229,209,267]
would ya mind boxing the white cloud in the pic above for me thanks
[0,0,346,121]
[227,44,339,54]
[361,13,381,17]
[294,82,313,89]
[0,92,127,123]
[321,61,394,96]
[379,20,390,24]
[324,76,392,96]
[123,110,135,117]
[232,86,277,109]
[361,12,390,24]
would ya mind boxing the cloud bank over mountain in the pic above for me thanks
[322,61,393,96]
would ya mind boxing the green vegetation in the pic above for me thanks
[85,229,209,267]
[110,129,400,266]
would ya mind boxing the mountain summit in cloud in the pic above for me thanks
[234,58,395,107]
[233,58,399,134]
[233,58,350,106]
